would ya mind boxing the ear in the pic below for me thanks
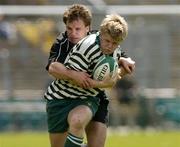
[86,26,90,33]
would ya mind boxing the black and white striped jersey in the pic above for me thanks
[44,32,123,100]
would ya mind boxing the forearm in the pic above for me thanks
[91,80,113,88]
[90,75,120,89]
[48,62,118,89]
[48,62,74,81]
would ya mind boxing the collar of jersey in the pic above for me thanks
[95,31,100,46]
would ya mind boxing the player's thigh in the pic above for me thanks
[68,105,93,127]
[86,121,107,147]
[46,99,72,133]
[68,96,100,127]
[49,132,67,147]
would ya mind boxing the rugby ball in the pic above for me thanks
[93,55,118,81]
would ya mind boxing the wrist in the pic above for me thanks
[65,69,74,80]
[66,69,79,81]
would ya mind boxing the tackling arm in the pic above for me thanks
[48,62,93,88]
[49,61,118,89]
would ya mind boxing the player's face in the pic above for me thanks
[100,33,119,55]
[66,19,89,44]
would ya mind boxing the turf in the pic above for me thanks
[0,130,180,147]
[106,130,180,147]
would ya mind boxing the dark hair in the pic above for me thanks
[63,4,92,27]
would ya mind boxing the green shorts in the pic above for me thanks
[46,96,99,133]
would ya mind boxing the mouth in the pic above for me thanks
[102,49,112,54]
[69,38,79,43]
[69,37,78,40]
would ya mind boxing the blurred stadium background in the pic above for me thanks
[0,0,180,146]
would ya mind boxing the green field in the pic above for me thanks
[0,130,180,147]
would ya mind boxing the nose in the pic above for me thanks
[71,30,77,37]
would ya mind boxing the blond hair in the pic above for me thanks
[100,14,128,42]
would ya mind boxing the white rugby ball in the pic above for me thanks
[93,55,118,81]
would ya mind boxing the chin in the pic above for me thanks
[102,50,111,55]
[73,40,79,44]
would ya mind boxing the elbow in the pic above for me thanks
[48,62,68,79]
[48,62,56,75]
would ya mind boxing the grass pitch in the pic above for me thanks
[106,129,180,147]
[0,130,180,147]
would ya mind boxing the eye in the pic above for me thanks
[105,39,110,43]
[76,28,81,31]
[67,27,72,31]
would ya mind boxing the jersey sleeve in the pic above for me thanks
[45,33,64,71]
[121,50,128,58]
[113,46,129,68]
[114,46,128,61]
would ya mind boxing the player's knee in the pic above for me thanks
[69,114,85,130]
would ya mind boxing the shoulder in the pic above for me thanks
[75,33,98,54]
[56,32,68,42]
[50,32,69,52]
[89,30,98,35]
[82,33,97,46]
